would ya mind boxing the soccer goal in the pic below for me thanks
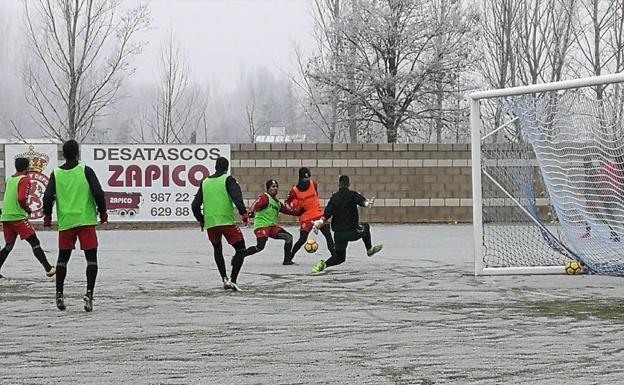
[470,73,624,276]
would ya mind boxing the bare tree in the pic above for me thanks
[571,0,624,99]
[514,0,576,85]
[132,30,207,144]
[545,0,578,83]
[480,0,576,89]
[22,0,150,141]
[479,0,522,141]
[223,66,299,142]
[245,96,258,143]
[307,0,472,143]
[573,0,624,126]
[291,45,343,142]
[564,0,624,131]
[428,0,478,143]
[291,0,352,143]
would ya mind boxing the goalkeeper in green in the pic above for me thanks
[311,175,383,273]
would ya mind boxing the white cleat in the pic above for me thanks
[228,282,243,292]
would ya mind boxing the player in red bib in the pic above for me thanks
[284,167,336,264]
[245,179,300,265]
[191,157,249,291]
[43,140,108,312]
[0,157,56,279]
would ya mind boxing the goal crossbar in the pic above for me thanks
[470,73,624,100]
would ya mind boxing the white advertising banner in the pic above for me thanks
[81,144,231,222]
[4,144,59,220]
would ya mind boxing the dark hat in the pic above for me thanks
[266,179,279,190]
[215,157,229,172]
[298,167,311,179]
[62,139,79,160]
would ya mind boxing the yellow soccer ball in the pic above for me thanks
[304,239,319,253]
[565,260,583,275]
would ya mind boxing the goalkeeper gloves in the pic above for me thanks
[312,217,325,234]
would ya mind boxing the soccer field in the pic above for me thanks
[1,224,623,384]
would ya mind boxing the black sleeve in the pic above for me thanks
[226,176,247,215]
[85,166,106,214]
[191,185,204,223]
[42,171,56,216]
[323,194,336,220]
[353,191,367,207]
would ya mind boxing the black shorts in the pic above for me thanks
[334,226,365,251]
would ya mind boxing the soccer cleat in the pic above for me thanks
[46,266,57,277]
[367,244,383,257]
[282,259,295,266]
[228,282,243,292]
[56,292,66,311]
[223,278,233,290]
[312,259,326,273]
[83,294,94,312]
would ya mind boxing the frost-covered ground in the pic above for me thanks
[1,225,622,384]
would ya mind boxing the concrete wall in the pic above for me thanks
[0,143,474,223]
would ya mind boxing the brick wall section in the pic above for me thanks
[231,143,473,224]
[0,143,475,223]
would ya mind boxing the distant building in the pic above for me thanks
[255,127,306,143]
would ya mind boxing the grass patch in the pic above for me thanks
[522,300,624,322]
[432,300,624,323]
[381,366,435,385]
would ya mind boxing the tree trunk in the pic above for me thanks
[347,38,357,143]
[348,102,357,143]
[385,119,397,143]
[68,85,77,139]
[329,100,337,143]
[435,77,444,143]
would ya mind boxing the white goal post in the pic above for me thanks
[470,73,624,276]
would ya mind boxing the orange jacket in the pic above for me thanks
[289,180,323,223]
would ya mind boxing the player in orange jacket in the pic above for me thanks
[284,167,336,264]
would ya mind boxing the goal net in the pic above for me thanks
[471,74,624,276]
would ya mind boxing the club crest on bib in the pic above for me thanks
[16,145,51,219]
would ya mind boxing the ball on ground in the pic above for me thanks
[565,260,583,275]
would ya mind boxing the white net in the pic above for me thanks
[481,142,573,271]
[478,82,624,276]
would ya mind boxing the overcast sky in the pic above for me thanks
[0,0,315,91]
[130,0,314,90]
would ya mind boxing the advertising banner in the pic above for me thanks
[4,144,59,220]
[81,144,230,222]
